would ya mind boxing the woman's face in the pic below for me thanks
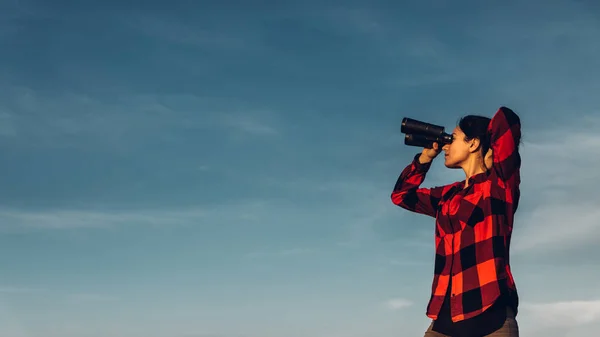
[442,127,473,168]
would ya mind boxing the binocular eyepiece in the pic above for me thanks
[401,117,453,148]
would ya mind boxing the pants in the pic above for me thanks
[423,307,519,337]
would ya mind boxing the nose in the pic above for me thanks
[442,144,450,151]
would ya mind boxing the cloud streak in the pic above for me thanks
[67,293,120,303]
[0,207,203,230]
[0,111,16,137]
[0,198,273,231]
[0,86,280,150]
[220,113,280,136]
[0,286,44,294]
[243,247,318,260]
[522,299,600,327]
[121,13,262,51]
[512,119,600,254]
[386,298,413,310]
[518,299,600,337]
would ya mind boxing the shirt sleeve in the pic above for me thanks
[391,153,446,218]
[487,106,522,188]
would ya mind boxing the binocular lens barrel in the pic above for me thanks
[401,118,445,137]
[404,134,439,148]
[400,117,452,148]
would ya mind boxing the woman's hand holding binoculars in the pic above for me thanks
[418,142,443,164]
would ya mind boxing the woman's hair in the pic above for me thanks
[457,115,492,156]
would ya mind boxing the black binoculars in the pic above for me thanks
[400,117,453,148]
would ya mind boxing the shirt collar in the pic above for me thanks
[457,171,489,190]
[467,171,489,185]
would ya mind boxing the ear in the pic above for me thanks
[468,138,481,153]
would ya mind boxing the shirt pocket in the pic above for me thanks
[458,191,484,229]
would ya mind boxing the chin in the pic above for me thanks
[444,159,460,169]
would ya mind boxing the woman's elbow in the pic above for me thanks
[391,191,407,207]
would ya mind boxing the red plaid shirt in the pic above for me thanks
[391,107,521,322]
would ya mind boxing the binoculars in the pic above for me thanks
[400,117,453,148]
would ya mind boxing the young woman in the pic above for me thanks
[391,107,521,337]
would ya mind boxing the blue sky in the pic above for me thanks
[1,1,600,336]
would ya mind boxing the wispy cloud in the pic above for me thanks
[0,0,37,42]
[385,298,413,310]
[176,334,249,337]
[0,285,43,294]
[219,111,280,136]
[279,247,316,256]
[0,207,202,230]
[513,203,600,254]
[244,247,317,260]
[512,120,600,254]
[0,86,281,150]
[0,198,275,231]
[261,176,418,248]
[318,7,387,37]
[388,257,429,266]
[0,301,30,337]
[120,13,263,51]
[0,87,176,149]
[67,293,119,303]
[1,286,118,305]
[0,110,16,137]
[522,299,600,327]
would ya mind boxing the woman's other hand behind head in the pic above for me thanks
[484,148,493,170]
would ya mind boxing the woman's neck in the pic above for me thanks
[461,156,486,187]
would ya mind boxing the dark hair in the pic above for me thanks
[457,115,492,155]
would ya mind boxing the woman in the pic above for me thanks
[391,107,521,337]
